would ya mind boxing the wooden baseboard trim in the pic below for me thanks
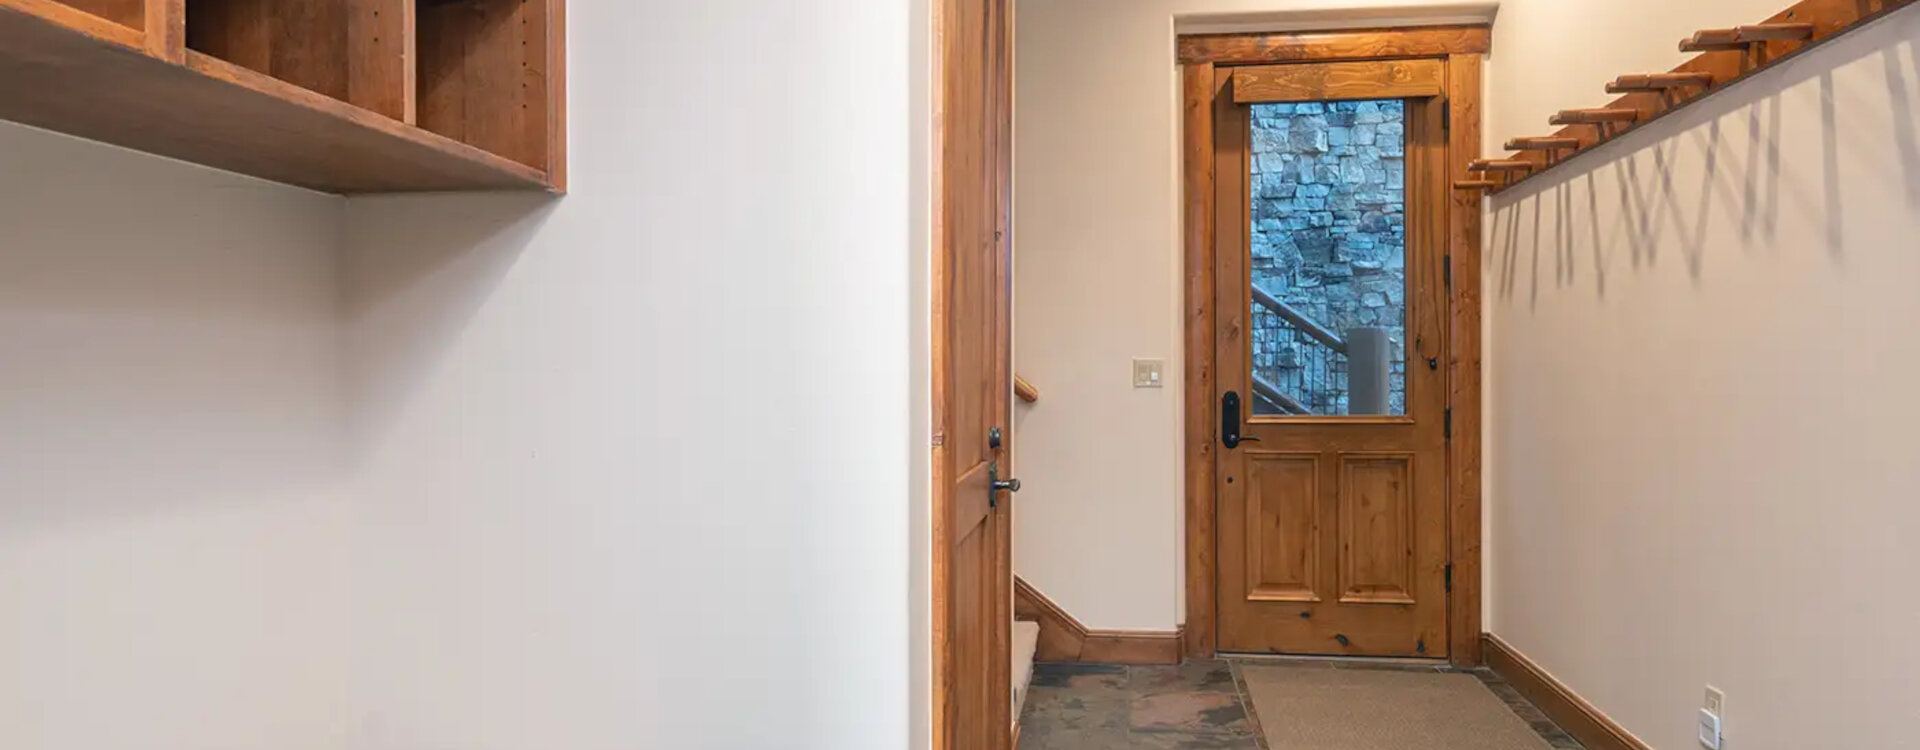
[1482,634,1653,750]
[1015,576,1182,664]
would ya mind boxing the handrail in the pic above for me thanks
[1015,375,1039,404]
[1250,284,1346,355]
[1252,373,1311,415]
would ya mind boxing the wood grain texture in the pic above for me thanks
[346,0,412,121]
[543,0,566,190]
[3,0,141,46]
[1014,577,1182,665]
[1468,159,1533,172]
[1503,137,1579,150]
[1014,375,1039,403]
[1179,24,1489,65]
[1232,59,1442,102]
[144,0,183,61]
[1181,32,1484,665]
[1444,53,1484,668]
[0,3,548,192]
[1180,62,1221,660]
[187,0,352,102]
[1081,630,1183,665]
[1548,108,1638,124]
[930,0,1015,746]
[1493,0,1919,194]
[1484,634,1653,750]
[1213,91,1450,660]
[1604,72,1713,93]
[417,0,553,170]
[63,0,139,28]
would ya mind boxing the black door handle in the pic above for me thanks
[988,462,1020,508]
[1221,391,1260,449]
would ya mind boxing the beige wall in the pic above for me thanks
[0,123,354,749]
[1484,2,1920,748]
[1012,0,1496,630]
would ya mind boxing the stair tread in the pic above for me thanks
[1012,620,1041,723]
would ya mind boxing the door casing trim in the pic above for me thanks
[1179,26,1486,667]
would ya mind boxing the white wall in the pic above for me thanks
[0,123,354,750]
[1484,3,1920,748]
[342,2,922,749]
[4,2,928,748]
[1012,0,1496,630]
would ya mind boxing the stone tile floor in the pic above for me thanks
[1015,659,1584,750]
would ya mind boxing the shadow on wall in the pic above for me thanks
[0,122,348,536]
[343,193,559,454]
[1487,20,1920,308]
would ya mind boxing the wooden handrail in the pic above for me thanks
[1015,376,1039,404]
[1250,284,1346,354]
[1251,374,1312,415]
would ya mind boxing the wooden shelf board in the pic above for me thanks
[0,0,551,194]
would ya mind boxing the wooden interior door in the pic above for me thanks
[1212,62,1451,658]
[933,0,1013,746]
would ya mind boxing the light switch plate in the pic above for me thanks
[1132,358,1164,388]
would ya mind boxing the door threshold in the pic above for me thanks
[1219,653,1453,669]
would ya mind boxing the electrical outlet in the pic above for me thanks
[1703,685,1724,717]
[1132,358,1164,388]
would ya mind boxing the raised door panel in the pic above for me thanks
[1337,454,1416,605]
[1244,453,1321,603]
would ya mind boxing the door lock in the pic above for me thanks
[1221,391,1260,449]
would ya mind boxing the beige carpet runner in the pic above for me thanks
[1238,665,1551,750]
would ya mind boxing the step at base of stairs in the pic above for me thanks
[1012,620,1041,723]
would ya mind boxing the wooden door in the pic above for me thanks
[1212,62,1451,658]
[932,0,1013,746]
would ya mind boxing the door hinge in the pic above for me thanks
[1442,105,1452,133]
[1444,408,1453,440]
[1443,255,1453,291]
[1445,563,1454,592]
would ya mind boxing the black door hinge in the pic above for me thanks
[1444,408,1453,440]
[1445,563,1454,592]
[1443,256,1453,291]
[1442,106,1452,133]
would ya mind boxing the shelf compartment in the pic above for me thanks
[0,0,548,192]
[185,0,412,121]
[416,0,559,175]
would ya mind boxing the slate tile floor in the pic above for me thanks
[1016,659,1584,750]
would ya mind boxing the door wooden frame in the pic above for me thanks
[931,0,1015,747]
[1179,25,1487,667]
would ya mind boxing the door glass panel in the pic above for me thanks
[1248,99,1407,416]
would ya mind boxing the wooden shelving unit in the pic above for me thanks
[0,0,565,194]
[1457,0,1916,196]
